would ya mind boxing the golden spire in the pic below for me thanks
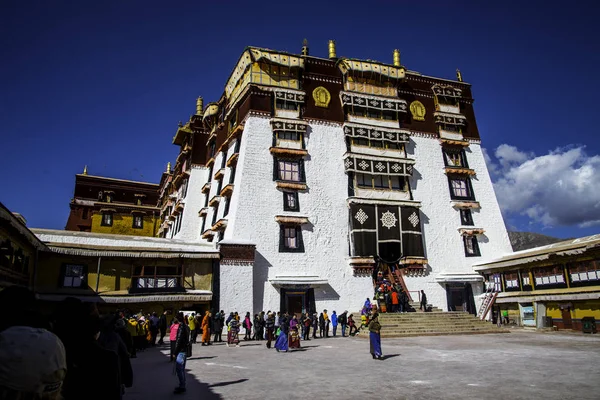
[301,38,309,56]
[196,97,204,116]
[393,49,401,67]
[456,68,463,82]
[328,40,337,59]
[83,165,88,175]
[166,162,171,174]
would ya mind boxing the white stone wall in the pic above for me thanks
[217,115,512,314]
[225,115,373,314]
[173,166,209,242]
[406,135,512,310]
[219,261,254,315]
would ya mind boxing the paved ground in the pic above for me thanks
[126,331,600,400]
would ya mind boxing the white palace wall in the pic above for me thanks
[224,115,372,314]
[215,115,511,314]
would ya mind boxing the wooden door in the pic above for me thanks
[561,308,573,329]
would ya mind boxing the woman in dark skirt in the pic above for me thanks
[368,313,383,360]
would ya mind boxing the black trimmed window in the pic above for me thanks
[351,138,404,152]
[275,159,304,182]
[133,215,143,229]
[228,109,238,132]
[223,197,231,217]
[61,264,87,288]
[275,99,299,111]
[229,165,236,184]
[439,123,461,133]
[443,148,468,168]
[283,192,299,211]
[279,225,304,253]
[209,140,216,159]
[101,212,113,227]
[277,131,300,141]
[211,209,218,226]
[463,235,480,257]
[533,266,567,287]
[182,178,189,198]
[356,173,406,191]
[460,209,474,226]
[448,177,475,200]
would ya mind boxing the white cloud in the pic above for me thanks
[488,145,600,228]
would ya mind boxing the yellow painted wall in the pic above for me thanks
[36,253,213,294]
[91,213,158,237]
[546,301,600,320]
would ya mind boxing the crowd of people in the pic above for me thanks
[0,284,397,399]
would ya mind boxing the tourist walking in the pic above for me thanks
[311,313,318,338]
[331,311,338,337]
[289,314,301,349]
[303,312,311,340]
[149,312,159,346]
[368,313,383,360]
[391,290,399,313]
[265,312,275,348]
[338,311,348,337]
[244,312,253,340]
[200,311,211,345]
[323,309,330,337]
[169,316,179,361]
[318,313,325,338]
[188,313,197,344]
[173,313,190,394]
[348,314,357,336]
[420,290,428,312]
[275,314,289,352]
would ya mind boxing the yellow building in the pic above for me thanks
[0,202,48,290]
[32,229,219,315]
[65,169,160,237]
[474,234,600,331]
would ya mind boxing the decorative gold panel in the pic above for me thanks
[410,100,426,121]
[313,86,331,108]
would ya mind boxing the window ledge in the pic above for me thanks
[220,184,234,197]
[214,168,226,180]
[459,228,485,236]
[208,196,221,207]
[275,215,310,225]
[211,218,228,231]
[399,257,428,265]
[440,138,470,147]
[445,166,476,176]
[451,201,480,209]
[206,157,215,168]
[198,207,209,216]
[276,181,307,190]
[201,229,215,239]
[270,147,308,157]
[226,153,239,167]
[201,182,211,194]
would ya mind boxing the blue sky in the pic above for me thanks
[1,1,599,239]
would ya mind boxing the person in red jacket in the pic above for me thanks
[391,290,400,313]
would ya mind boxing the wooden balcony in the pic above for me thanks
[444,166,476,176]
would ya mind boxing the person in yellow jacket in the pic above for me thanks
[188,313,197,343]
[126,316,138,357]
[323,309,330,338]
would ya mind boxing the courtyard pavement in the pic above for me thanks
[126,330,600,400]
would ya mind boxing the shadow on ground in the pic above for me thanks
[127,343,225,400]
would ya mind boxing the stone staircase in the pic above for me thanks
[356,311,508,338]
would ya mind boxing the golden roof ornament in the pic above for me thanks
[456,69,463,82]
[83,165,88,175]
[301,39,309,56]
[166,162,171,174]
[196,97,204,116]
[328,40,337,59]
[393,49,401,67]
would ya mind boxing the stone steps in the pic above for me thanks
[354,311,507,338]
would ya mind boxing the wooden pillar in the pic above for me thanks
[528,270,535,291]
[563,264,571,288]
[517,269,523,291]
[95,256,102,293]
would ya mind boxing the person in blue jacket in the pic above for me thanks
[331,311,338,337]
